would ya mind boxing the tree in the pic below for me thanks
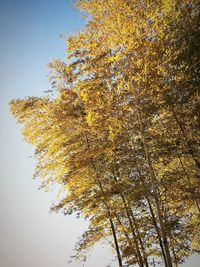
[10,1,200,266]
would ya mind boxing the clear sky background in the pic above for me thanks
[0,1,199,267]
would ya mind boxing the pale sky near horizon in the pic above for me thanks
[0,0,199,267]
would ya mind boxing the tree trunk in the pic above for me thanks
[135,162,168,267]
[136,110,173,267]
[85,133,123,267]
[129,208,149,267]
[178,157,200,214]
[169,106,200,169]
[115,210,139,264]
[112,168,145,267]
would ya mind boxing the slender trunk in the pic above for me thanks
[146,196,168,267]
[178,157,200,214]
[93,167,123,267]
[169,106,200,169]
[121,196,145,267]
[136,110,173,267]
[85,133,123,267]
[169,235,179,267]
[113,169,148,266]
[108,211,123,267]
[129,208,149,267]
[135,162,168,267]
[112,169,145,267]
[172,248,178,267]
[115,211,140,263]
[158,113,200,213]
[130,50,173,264]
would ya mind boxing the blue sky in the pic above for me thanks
[0,1,199,267]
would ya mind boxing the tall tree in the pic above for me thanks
[10,0,200,266]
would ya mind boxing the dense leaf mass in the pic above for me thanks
[10,1,200,266]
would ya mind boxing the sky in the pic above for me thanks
[0,0,199,267]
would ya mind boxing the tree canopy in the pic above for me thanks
[10,1,200,266]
